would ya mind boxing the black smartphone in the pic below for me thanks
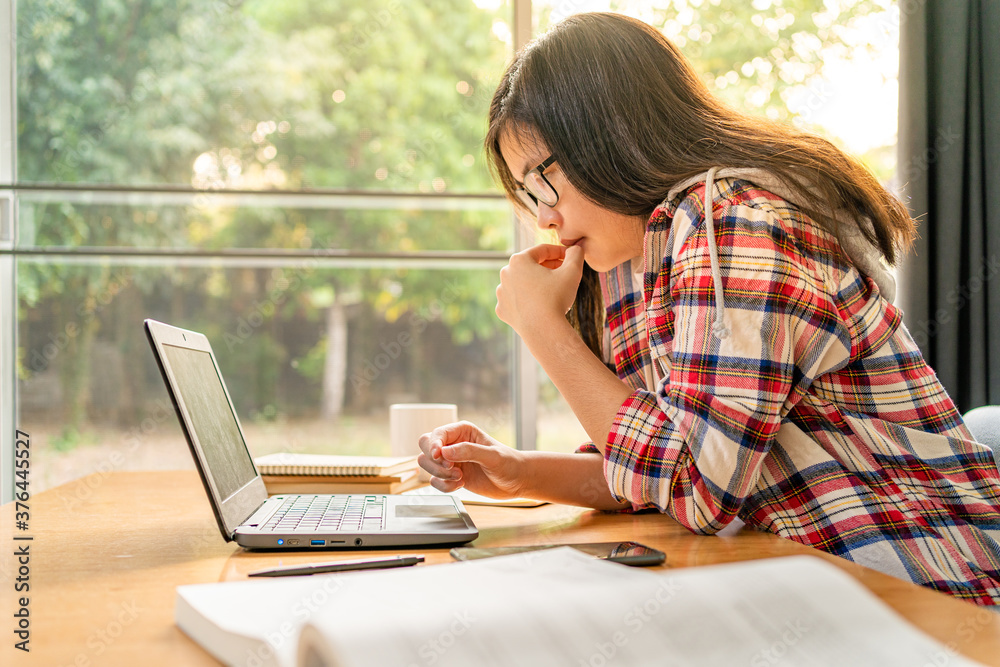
[449,541,666,567]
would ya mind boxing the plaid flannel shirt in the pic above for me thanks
[578,175,1000,605]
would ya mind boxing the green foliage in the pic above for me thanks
[537,0,894,152]
[16,0,898,426]
[48,425,97,453]
[17,0,514,421]
[294,336,328,382]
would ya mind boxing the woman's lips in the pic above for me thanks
[560,237,582,247]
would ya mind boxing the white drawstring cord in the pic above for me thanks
[703,167,730,340]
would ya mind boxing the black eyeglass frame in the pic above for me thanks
[513,155,559,213]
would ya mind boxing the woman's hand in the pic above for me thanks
[495,243,584,338]
[417,421,527,498]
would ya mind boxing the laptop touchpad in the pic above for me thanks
[394,503,467,529]
[396,504,461,519]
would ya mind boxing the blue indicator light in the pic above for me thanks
[277,539,284,545]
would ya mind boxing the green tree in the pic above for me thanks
[17,0,510,432]
[538,0,896,176]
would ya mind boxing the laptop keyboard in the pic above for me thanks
[261,495,386,533]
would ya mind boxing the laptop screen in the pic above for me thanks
[162,343,257,502]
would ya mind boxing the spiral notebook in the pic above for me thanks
[254,453,418,477]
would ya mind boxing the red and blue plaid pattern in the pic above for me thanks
[581,176,1000,605]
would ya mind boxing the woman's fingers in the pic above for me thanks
[523,243,567,264]
[438,441,502,467]
[417,452,459,479]
[496,242,585,332]
[418,421,498,478]
[430,476,465,493]
[417,432,523,499]
[415,421,521,498]
[420,422,476,455]
[560,243,584,271]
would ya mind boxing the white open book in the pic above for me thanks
[175,548,984,667]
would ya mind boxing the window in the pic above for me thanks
[4,0,517,495]
[1,0,900,498]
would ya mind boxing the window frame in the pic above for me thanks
[1,0,16,505]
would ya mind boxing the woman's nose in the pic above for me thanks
[535,202,560,231]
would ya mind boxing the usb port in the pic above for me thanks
[286,539,300,546]
[310,540,325,546]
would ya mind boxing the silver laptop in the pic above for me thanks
[144,318,478,550]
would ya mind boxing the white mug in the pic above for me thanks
[389,404,458,474]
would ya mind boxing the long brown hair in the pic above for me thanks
[485,12,915,358]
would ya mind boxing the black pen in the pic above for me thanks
[247,555,425,578]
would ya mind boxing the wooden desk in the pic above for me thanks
[3,470,1000,666]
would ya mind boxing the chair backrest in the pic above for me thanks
[963,406,1000,467]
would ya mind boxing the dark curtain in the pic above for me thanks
[897,0,1000,412]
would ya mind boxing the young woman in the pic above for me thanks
[416,12,1000,605]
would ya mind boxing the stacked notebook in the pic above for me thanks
[254,453,423,495]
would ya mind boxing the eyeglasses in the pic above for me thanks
[513,155,559,214]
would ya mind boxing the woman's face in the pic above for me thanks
[499,130,645,273]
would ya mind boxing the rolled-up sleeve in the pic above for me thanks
[603,199,852,533]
